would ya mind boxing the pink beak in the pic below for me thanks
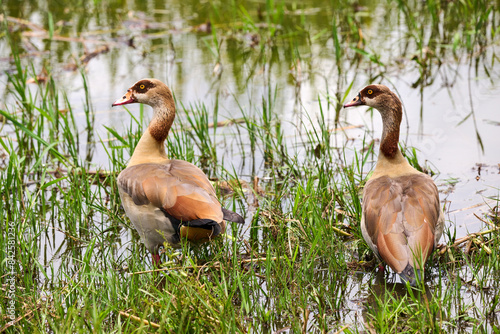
[112,90,136,106]
[343,92,364,108]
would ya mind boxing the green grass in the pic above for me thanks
[1,0,500,332]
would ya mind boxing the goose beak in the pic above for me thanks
[112,90,136,106]
[343,93,364,108]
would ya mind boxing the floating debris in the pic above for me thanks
[193,21,212,33]
[80,45,110,65]
[26,67,49,84]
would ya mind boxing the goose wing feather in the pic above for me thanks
[362,174,442,273]
[118,161,223,223]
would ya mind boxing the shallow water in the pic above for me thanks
[5,0,496,239]
[1,0,500,331]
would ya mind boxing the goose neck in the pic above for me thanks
[128,129,169,167]
[379,100,402,159]
[148,102,175,142]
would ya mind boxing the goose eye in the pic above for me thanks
[140,84,145,90]
[367,89,373,95]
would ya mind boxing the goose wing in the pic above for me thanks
[118,161,223,224]
[362,174,442,273]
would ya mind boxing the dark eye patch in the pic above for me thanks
[133,80,155,93]
[362,85,381,97]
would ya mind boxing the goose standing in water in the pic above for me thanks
[344,84,444,285]
[112,78,244,265]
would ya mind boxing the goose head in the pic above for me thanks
[112,78,176,142]
[112,78,173,108]
[343,84,403,158]
[343,84,400,110]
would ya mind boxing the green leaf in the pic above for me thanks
[0,109,69,165]
[40,176,68,190]
[104,125,129,146]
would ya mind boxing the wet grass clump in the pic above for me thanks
[1,0,500,332]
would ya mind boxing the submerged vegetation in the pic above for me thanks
[1,0,500,332]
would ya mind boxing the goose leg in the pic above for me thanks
[152,253,161,267]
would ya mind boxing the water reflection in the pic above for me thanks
[2,0,499,268]
[362,270,433,331]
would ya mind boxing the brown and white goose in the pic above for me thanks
[344,84,444,285]
[112,78,244,265]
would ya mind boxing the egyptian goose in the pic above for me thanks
[344,84,444,285]
[112,78,244,265]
